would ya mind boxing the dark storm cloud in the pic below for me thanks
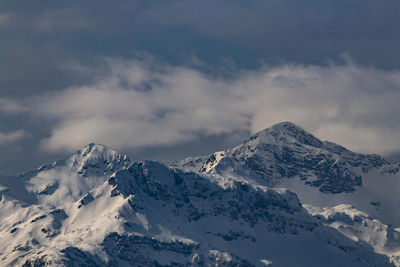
[1,0,400,174]
[1,0,399,97]
[2,0,400,72]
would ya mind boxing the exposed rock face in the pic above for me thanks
[108,161,313,232]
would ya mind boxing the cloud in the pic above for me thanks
[29,58,400,155]
[1,0,400,174]
[0,130,27,145]
[33,58,249,152]
[0,98,28,113]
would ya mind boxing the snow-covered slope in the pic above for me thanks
[1,143,130,206]
[0,143,132,265]
[176,122,400,265]
[0,161,393,266]
[1,122,400,266]
[305,204,400,266]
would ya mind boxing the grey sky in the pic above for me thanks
[1,0,400,174]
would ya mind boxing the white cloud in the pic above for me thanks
[0,130,27,145]
[31,58,400,155]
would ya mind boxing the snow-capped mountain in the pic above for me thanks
[180,122,388,194]
[1,122,400,266]
[1,143,130,207]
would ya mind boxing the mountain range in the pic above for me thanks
[1,122,400,266]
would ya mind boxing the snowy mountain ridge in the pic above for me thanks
[1,122,400,266]
[179,122,388,193]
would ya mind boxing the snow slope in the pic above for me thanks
[1,122,400,266]
[176,122,400,265]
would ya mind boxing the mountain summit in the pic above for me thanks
[1,143,131,207]
[257,121,325,148]
[192,122,388,194]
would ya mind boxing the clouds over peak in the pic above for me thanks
[33,59,249,152]
[26,58,400,155]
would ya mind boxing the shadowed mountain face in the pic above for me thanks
[0,122,399,266]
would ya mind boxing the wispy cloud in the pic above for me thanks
[0,98,28,113]
[0,130,27,145]
[28,58,400,155]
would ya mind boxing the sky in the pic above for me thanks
[1,0,400,175]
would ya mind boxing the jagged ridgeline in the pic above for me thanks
[0,122,399,266]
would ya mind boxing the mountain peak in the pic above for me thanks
[74,143,111,160]
[194,121,388,194]
[251,121,324,148]
[13,143,132,206]
[68,143,130,175]
[78,142,114,156]
[271,121,303,130]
